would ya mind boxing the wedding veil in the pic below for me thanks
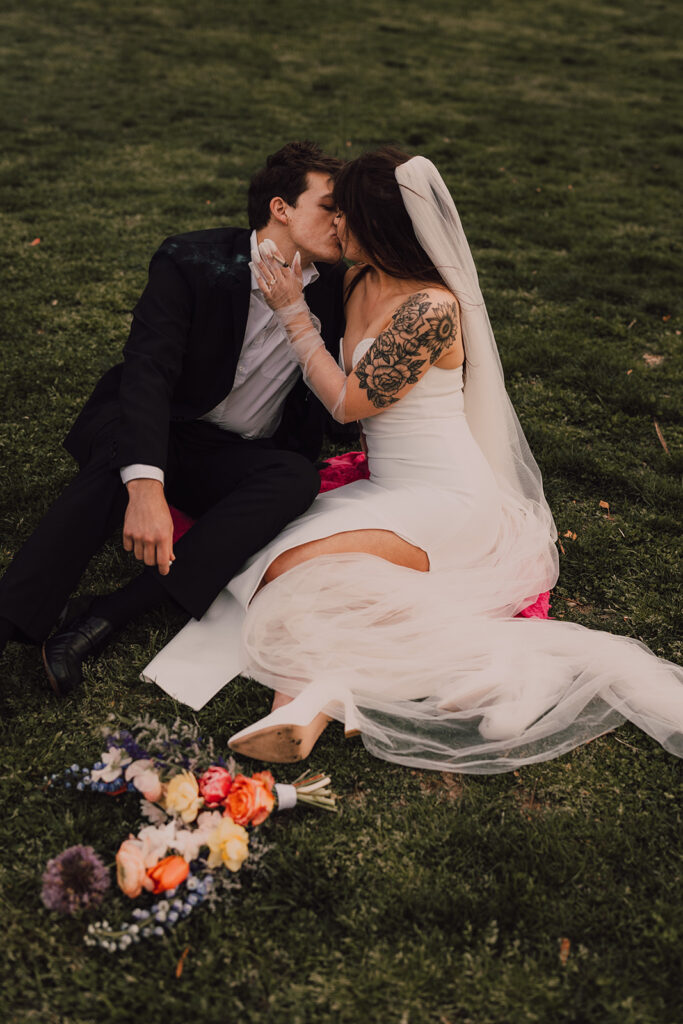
[396,156,558,563]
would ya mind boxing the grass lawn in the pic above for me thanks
[0,1,681,1021]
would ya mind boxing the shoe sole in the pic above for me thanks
[42,643,65,697]
[229,717,332,763]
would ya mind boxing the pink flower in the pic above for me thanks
[125,759,163,802]
[198,766,233,806]
[116,839,154,899]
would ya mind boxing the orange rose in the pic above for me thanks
[225,774,275,827]
[146,855,190,895]
[251,770,275,793]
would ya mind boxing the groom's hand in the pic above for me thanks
[123,479,176,575]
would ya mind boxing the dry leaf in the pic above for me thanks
[662,314,671,322]
[563,530,577,541]
[642,352,664,367]
[175,945,190,978]
[653,420,670,456]
[29,237,41,246]
[599,500,610,510]
[559,938,571,966]
[627,319,636,329]
[558,539,565,554]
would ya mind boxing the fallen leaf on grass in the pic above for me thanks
[29,237,41,246]
[627,319,636,329]
[642,352,664,367]
[559,938,571,966]
[563,531,577,541]
[566,598,594,614]
[598,500,612,519]
[175,945,190,978]
[662,314,671,322]
[653,420,670,456]
[626,369,633,375]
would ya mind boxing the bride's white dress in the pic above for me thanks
[143,336,683,773]
[229,339,507,608]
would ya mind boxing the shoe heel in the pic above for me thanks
[339,694,361,738]
[228,681,361,763]
[314,680,361,739]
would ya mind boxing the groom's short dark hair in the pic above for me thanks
[248,141,343,230]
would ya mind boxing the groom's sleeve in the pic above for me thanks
[117,246,193,473]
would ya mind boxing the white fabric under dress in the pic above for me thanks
[143,338,683,773]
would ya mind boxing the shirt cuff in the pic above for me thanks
[120,464,165,486]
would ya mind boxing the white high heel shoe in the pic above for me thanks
[228,682,361,763]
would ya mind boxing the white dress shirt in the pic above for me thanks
[121,231,319,486]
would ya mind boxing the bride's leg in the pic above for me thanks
[263,528,429,584]
[271,691,294,711]
[259,529,429,710]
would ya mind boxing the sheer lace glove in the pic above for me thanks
[250,240,349,422]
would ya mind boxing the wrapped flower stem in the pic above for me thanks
[292,769,339,812]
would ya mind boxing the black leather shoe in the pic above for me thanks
[54,594,102,632]
[42,615,115,697]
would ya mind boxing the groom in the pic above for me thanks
[0,141,346,695]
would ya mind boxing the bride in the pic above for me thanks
[148,148,683,773]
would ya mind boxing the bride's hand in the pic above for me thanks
[250,239,304,311]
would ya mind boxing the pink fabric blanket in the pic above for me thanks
[170,451,551,619]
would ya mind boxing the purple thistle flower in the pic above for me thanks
[41,845,110,915]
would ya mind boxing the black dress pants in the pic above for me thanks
[0,419,320,642]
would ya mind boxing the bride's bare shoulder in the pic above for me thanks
[384,286,463,366]
[401,283,458,307]
[390,285,460,326]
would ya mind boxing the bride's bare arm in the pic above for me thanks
[347,291,462,418]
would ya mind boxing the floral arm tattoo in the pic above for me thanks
[353,292,459,409]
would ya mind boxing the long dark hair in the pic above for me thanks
[332,146,444,299]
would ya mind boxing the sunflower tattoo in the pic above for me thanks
[354,292,459,409]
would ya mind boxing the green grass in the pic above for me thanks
[0,0,681,1021]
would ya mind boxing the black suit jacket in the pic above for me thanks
[64,227,347,467]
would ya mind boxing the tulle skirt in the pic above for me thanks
[241,551,683,773]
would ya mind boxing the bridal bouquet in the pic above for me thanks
[40,717,337,951]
